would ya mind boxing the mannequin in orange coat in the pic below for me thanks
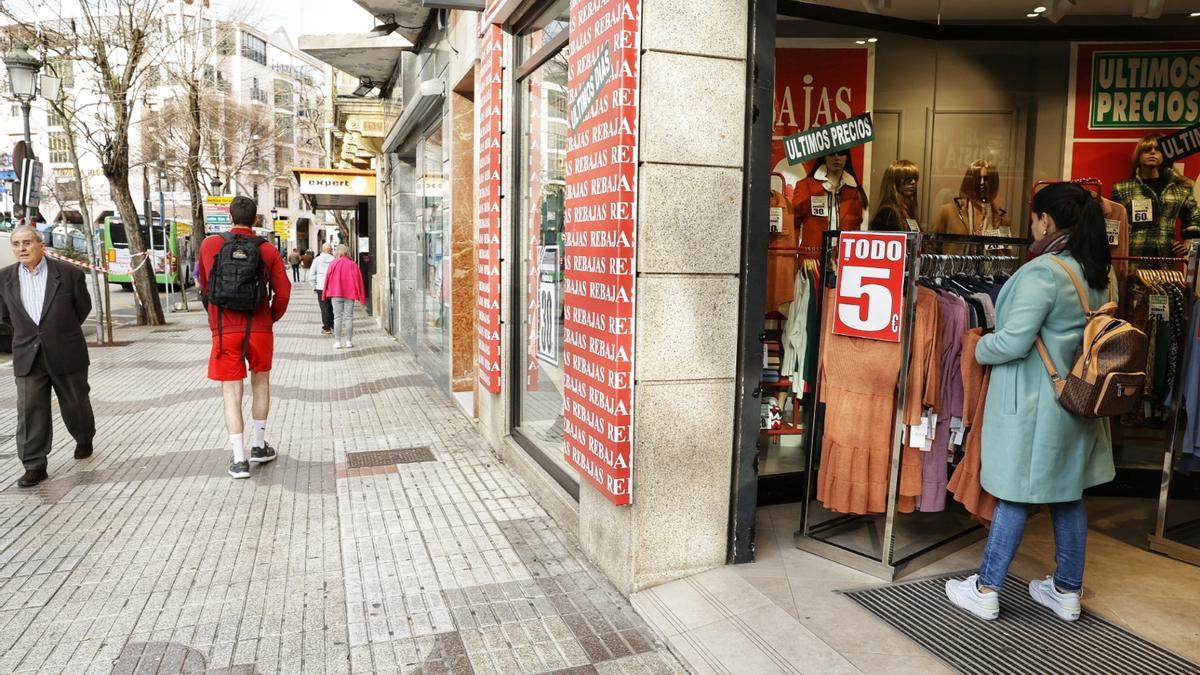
[792,151,868,248]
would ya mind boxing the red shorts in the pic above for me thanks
[208,331,274,381]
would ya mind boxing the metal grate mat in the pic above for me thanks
[345,447,435,468]
[843,572,1200,675]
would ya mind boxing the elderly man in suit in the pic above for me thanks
[0,225,96,487]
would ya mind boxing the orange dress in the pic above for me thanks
[766,190,797,311]
[817,288,903,515]
[947,329,997,524]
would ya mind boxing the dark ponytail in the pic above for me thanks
[1032,183,1112,289]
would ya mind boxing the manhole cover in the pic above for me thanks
[345,447,435,468]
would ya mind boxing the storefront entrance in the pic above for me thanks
[731,0,1200,619]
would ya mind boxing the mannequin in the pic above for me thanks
[933,160,1011,237]
[792,150,868,248]
[1111,133,1200,258]
[870,160,921,232]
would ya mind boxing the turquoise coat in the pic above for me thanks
[976,252,1114,503]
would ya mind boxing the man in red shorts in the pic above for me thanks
[198,196,291,478]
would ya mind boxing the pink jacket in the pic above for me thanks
[322,256,367,305]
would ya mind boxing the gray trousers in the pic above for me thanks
[332,297,355,343]
[15,349,96,472]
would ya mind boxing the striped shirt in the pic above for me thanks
[17,257,48,325]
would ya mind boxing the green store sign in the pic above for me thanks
[1090,50,1200,129]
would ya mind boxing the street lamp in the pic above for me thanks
[209,177,223,194]
[4,44,41,222]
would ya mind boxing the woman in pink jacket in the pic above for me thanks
[322,245,367,349]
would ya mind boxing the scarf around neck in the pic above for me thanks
[1029,227,1072,258]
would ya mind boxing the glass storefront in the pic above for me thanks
[513,2,575,490]
[417,124,448,386]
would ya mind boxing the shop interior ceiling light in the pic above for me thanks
[1033,5,1047,11]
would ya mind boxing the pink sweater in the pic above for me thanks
[322,257,367,304]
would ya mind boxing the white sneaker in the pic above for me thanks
[345,341,353,348]
[945,574,999,620]
[333,341,342,350]
[1028,576,1081,621]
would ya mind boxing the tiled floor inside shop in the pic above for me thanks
[634,498,1200,674]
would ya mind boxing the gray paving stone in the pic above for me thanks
[0,291,680,674]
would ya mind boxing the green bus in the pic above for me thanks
[102,215,193,289]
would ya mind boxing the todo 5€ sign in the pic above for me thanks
[833,231,907,343]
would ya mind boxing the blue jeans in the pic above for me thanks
[977,499,1087,592]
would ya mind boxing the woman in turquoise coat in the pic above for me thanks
[946,183,1115,623]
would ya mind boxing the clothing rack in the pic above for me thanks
[798,231,1030,579]
[1149,244,1200,567]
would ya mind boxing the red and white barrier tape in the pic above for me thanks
[44,249,109,273]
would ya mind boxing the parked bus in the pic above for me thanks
[102,215,192,290]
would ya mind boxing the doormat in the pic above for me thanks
[842,572,1200,675]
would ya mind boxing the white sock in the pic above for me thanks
[230,434,245,463]
[251,420,267,449]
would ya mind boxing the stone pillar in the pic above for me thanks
[577,0,750,594]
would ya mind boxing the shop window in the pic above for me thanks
[512,0,574,488]
[274,186,288,209]
[46,58,73,89]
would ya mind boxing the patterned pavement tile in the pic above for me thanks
[0,285,684,673]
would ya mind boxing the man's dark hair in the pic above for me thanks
[230,196,257,226]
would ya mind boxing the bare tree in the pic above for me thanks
[5,0,176,324]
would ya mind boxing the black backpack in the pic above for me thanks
[209,233,268,311]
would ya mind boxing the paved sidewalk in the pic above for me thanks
[0,282,683,674]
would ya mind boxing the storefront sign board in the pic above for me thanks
[562,0,641,506]
[477,25,504,394]
[832,232,906,343]
[771,43,873,196]
[1159,122,1200,163]
[1066,42,1200,191]
[783,112,874,166]
[204,195,233,233]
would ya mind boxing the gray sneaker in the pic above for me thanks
[249,443,277,464]
[228,459,250,479]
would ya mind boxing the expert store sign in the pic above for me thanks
[561,0,641,506]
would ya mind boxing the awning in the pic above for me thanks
[298,32,411,84]
[350,0,430,45]
[292,167,377,210]
[54,209,84,225]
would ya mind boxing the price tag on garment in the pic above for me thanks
[909,416,929,449]
[951,416,965,447]
[1131,198,1153,225]
[833,231,907,342]
[905,218,921,232]
[1105,218,1120,246]
[769,207,784,233]
[921,413,938,452]
[810,195,829,218]
[1149,294,1170,321]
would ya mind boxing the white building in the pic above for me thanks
[0,3,331,251]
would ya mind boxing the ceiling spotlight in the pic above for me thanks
[1192,11,1200,16]
[1033,5,1046,11]
[1027,12,1040,16]
[855,40,867,44]
[369,13,398,37]
[867,37,878,43]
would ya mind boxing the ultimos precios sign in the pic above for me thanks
[561,0,641,506]
[1090,50,1200,128]
[783,112,874,165]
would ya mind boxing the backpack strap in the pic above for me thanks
[1035,338,1067,396]
[1035,255,1118,395]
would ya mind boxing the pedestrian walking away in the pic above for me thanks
[287,248,301,282]
[945,183,1115,623]
[198,197,291,479]
[310,242,335,335]
[300,248,314,282]
[323,244,367,349]
[0,225,97,487]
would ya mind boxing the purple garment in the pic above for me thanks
[919,293,967,512]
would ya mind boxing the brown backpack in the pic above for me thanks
[1034,256,1148,418]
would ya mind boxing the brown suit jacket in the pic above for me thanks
[0,257,91,377]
